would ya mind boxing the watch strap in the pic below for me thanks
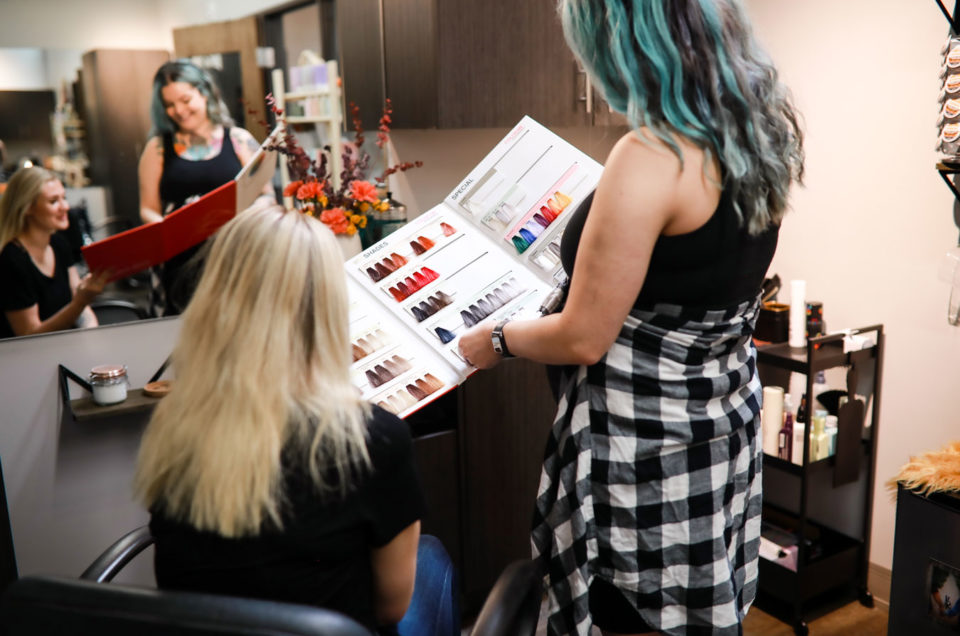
[491,320,514,358]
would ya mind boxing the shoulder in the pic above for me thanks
[140,136,164,164]
[229,127,260,153]
[0,241,27,269]
[364,405,413,465]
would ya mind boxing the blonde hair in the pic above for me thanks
[0,167,56,249]
[135,204,370,537]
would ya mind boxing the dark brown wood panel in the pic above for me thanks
[382,0,438,128]
[457,358,556,610]
[412,430,461,577]
[173,16,268,141]
[436,0,587,128]
[336,0,385,131]
[81,49,171,224]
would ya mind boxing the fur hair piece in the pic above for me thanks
[888,441,960,499]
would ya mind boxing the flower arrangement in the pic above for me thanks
[267,96,422,236]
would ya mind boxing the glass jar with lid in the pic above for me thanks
[89,365,129,405]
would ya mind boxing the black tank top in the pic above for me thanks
[159,127,241,212]
[157,128,242,314]
[560,189,779,309]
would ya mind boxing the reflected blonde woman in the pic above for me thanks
[135,204,423,631]
[0,166,107,338]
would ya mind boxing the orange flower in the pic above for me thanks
[320,207,350,234]
[349,180,379,204]
[351,214,368,229]
[296,180,324,201]
[283,180,303,197]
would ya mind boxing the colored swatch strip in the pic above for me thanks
[352,329,389,362]
[411,290,454,323]
[365,223,457,283]
[511,191,572,254]
[377,373,445,414]
[364,354,413,388]
[365,251,409,283]
[388,267,440,302]
[459,278,524,328]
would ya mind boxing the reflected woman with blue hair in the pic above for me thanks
[138,60,273,315]
[458,1,804,633]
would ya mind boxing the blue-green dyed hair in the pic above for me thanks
[149,60,234,137]
[560,0,804,233]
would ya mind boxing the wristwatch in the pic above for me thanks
[491,319,514,358]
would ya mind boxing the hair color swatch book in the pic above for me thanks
[344,116,603,418]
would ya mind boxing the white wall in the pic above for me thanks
[0,49,49,90]
[0,0,167,50]
[746,0,959,571]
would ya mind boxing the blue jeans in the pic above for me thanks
[393,535,459,636]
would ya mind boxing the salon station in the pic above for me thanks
[0,1,959,635]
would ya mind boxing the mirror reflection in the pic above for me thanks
[0,0,331,339]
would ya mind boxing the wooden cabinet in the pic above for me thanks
[338,0,619,129]
[456,358,556,611]
[405,359,555,613]
[80,49,170,225]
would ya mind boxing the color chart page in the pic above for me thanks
[346,203,551,375]
[444,116,603,285]
[346,274,463,419]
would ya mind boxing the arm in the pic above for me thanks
[139,136,165,224]
[459,131,712,368]
[231,128,276,200]
[370,520,420,626]
[69,265,99,329]
[5,267,108,336]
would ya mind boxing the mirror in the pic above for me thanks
[0,1,331,339]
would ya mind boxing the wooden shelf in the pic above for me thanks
[285,115,339,124]
[69,388,165,422]
[283,88,334,100]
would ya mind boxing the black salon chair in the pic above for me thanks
[89,299,149,325]
[0,527,372,636]
[469,560,541,636]
[0,524,542,636]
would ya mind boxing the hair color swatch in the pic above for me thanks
[377,373,445,414]
[352,329,389,362]
[387,267,440,302]
[411,291,454,322]
[364,355,413,388]
[510,191,572,254]
[459,278,524,327]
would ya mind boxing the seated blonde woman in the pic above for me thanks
[134,204,424,633]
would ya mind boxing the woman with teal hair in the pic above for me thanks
[459,0,803,633]
[138,60,273,315]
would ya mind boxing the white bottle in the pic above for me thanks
[792,423,806,466]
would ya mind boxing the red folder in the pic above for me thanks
[81,181,238,283]
[81,125,281,283]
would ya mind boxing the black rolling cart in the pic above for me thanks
[754,325,884,635]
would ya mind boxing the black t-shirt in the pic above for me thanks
[560,189,779,309]
[0,234,74,339]
[149,406,426,631]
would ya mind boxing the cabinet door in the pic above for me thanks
[457,358,556,610]
[435,0,588,128]
[82,49,170,226]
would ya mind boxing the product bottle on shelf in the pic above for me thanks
[778,394,794,461]
[792,423,806,466]
[825,414,839,457]
[810,409,828,462]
